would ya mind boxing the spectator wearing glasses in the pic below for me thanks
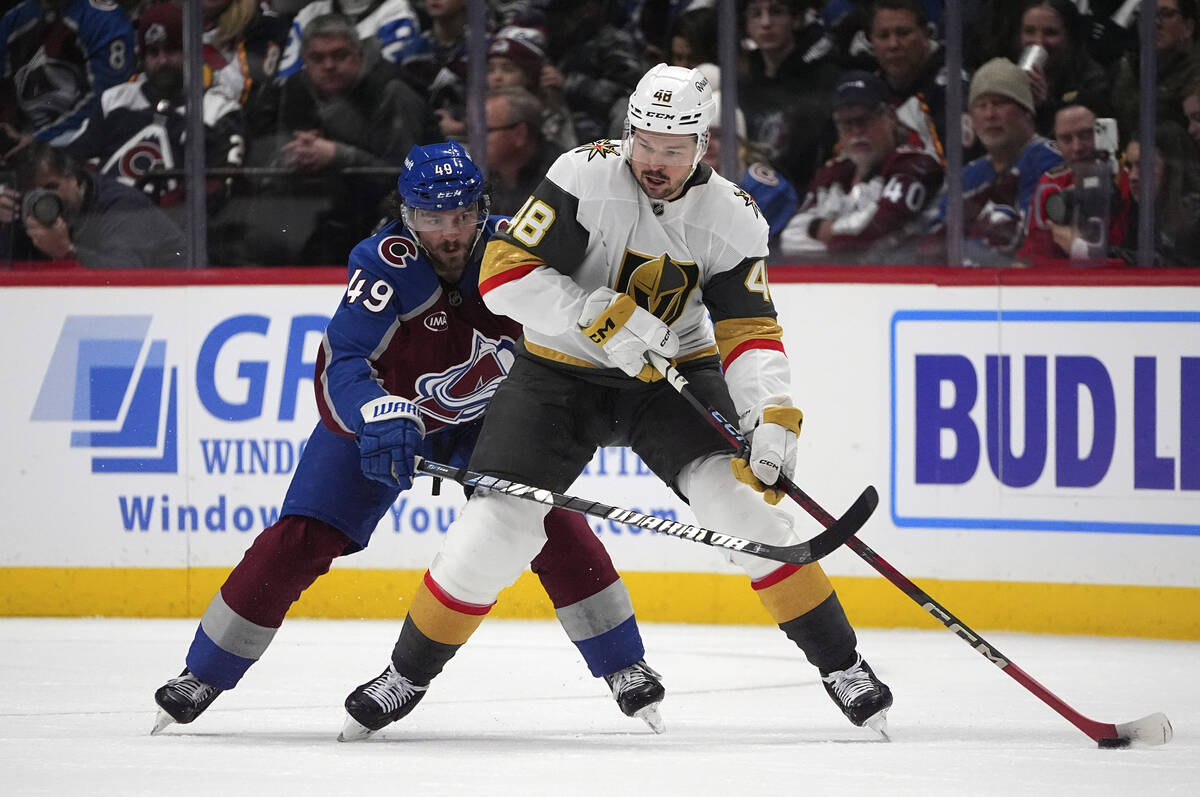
[484,86,564,216]
[778,70,943,262]
[1111,0,1200,140]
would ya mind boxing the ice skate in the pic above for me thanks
[604,659,666,733]
[151,669,223,734]
[339,664,429,741]
[821,654,893,739]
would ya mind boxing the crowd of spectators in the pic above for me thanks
[2,0,1199,269]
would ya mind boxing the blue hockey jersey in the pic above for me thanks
[315,216,521,440]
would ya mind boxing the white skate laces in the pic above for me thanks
[361,665,427,714]
[822,656,876,705]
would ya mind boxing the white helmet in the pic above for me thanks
[623,63,716,172]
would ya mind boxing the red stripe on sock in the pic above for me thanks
[751,563,802,591]
[423,571,494,615]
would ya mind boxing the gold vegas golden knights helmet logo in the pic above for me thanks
[616,250,699,326]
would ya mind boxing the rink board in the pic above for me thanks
[1,268,1197,638]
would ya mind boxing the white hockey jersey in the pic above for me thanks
[480,139,793,426]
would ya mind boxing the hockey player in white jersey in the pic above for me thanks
[340,63,893,740]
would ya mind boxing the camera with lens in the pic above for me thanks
[1044,177,1123,227]
[20,188,65,226]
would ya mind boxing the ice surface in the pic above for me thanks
[1,618,1195,796]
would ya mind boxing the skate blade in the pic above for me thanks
[863,709,890,741]
[150,709,175,735]
[338,714,376,742]
[634,703,666,734]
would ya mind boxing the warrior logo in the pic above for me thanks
[615,249,699,326]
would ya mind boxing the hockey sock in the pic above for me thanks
[778,592,858,674]
[752,562,858,672]
[393,571,493,684]
[185,515,351,689]
[533,508,646,677]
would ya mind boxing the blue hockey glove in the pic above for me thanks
[357,396,425,490]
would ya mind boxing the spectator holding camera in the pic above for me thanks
[1020,104,1129,267]
[1021,106,1125,264]
[0,141,184,268]
[777,70,943,262]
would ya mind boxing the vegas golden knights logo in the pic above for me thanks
[616,250,699,326]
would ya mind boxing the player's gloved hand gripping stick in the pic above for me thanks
[357,396,425,490]
[643,350,1172,749]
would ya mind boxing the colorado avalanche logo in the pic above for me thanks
[413,331,516,426]
[379,235,419,268]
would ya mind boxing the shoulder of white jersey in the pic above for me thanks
[544,139,626,199]
[202,85,243,121]
[100,77,149,115]
[691,165,770,253]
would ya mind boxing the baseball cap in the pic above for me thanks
[138,2,183,53]
[832,70,890,110]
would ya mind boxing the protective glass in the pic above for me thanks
[402,205,485,233]
[625,129,700,166]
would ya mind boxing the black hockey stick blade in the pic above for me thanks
[809,484,878,559]
[414,457,854,566]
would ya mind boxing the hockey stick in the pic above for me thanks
[414,457,860,566]
[643,351,879,532]
[645,352,1173,748]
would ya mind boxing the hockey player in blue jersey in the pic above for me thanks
[151,141,666,735]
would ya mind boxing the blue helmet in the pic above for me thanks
[397,141,485,211]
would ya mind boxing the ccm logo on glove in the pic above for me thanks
[579,287,678,380]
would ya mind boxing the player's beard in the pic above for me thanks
[636,166,687,201]
[428,237,472,283]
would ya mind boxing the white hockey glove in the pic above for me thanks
[357,396,425,490]
[731,405,803,505]
[578,287,678,380]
